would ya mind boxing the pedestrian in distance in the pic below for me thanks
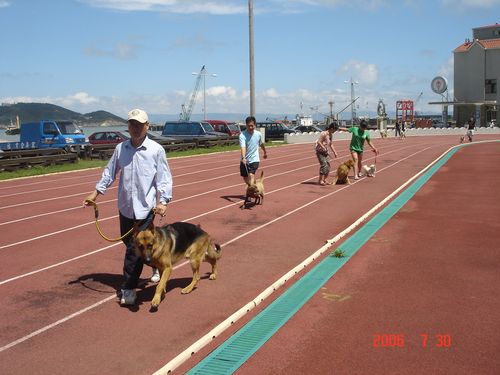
[460,116,476,143]
[83,109,173,306]
[337,119,379,180]
[394,120,401,138]
[401,120,407,138]
[239,116,267,202]
[314,122,339,185]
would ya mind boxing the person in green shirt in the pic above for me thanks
[338,120,378,179]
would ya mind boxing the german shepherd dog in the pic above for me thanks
[133,221,221,309]
[245,170,265,205]
[335,159,355,184]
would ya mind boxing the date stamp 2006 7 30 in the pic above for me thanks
[373,333,452,348]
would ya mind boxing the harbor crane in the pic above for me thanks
[414,91,423,116]
[179,65,205,121]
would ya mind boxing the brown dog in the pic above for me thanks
[335,159,355,184]
[245,170,265,205]
[133,221,221,309]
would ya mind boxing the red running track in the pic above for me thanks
[0,135,498,374]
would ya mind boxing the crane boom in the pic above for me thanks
[414,91,423,116]
[180,65,205,121]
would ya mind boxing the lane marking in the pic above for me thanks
[0,139,429,208]
[0,145,436,355]
[0,143,413,244]
[0,145,314,199]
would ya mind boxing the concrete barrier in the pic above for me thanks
[284,127,500,144]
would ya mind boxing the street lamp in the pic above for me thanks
[344,77,359,124]
[192,67,217,120]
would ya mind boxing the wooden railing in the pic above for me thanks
[0,148,78,172]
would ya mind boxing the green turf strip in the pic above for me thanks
[187,147,460,375]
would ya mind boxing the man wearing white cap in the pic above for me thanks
[84,108,173,306]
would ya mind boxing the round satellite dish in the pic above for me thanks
[431,76,448,94]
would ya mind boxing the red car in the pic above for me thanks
[206,120,241,136]
[87,131,129,145]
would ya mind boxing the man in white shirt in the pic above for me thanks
[84,109,173,306]
[239,116,267,186]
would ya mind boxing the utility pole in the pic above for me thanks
[344,77,359,124]
[328,100,335,120]
[248,0,255,117]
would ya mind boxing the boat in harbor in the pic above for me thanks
[5,116,20,135]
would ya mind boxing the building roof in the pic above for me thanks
[454,38,500,52]
[473,23,500,30]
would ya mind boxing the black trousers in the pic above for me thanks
[119,210,155,290]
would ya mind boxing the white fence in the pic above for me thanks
[285,127,500,144]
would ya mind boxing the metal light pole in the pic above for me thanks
[248,0,255,117]
[192,67,217,120]
[328,100,335,120]
[344,77,359,124]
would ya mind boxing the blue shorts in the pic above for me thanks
[240,161,259,177]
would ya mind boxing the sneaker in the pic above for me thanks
[151,268,160,283]
[120,289,137,306]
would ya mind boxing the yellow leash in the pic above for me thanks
[85,199,134,242]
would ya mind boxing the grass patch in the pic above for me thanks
[330,248,346,258]
[0,159,108,180]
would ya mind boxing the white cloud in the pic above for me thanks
[79,0,246,14]
[1,82,445,119]
[338,60,378,85]
[438,56,454,79]
[60,92,99,106]
[78,0,500,15]
[262,88,279,98]
[207,86,237,98]
[1,92,99,110]
[0,1,10,8]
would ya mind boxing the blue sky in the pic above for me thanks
[0,0,498,121]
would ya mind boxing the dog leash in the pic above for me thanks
[85,199,158,242]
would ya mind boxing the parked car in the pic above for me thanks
[161,121,226,141]
[145,131,177,143]
[257,121,297,140]
[431,120,446,128]
[87,131,129,145]
[291,125,323,133]
[206,120,241,136]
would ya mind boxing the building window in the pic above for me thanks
[485,79,497,94]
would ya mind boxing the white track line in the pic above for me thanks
[0,147,319,208]
[0,145,310,198]
[0,145,435,354]
[0,142,414,217]
[0,145,416,246]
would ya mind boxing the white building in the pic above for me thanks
[452,24,499,126]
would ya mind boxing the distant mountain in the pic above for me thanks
[82,110,127,126]
[0,103,126,127]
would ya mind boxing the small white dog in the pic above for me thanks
[362,164,376,177]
